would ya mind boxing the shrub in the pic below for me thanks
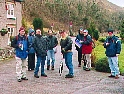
[33,18,43,34]
[91,50,97,67]
[95,57,110,73]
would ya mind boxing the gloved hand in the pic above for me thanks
[61,48,65,54]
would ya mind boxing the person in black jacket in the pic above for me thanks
[75,28,84,67]
[60,30,74,78]
[33,29,49,78]
[47,30,58,70]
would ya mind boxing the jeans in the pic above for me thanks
[47,50,55,66]
[34,56,46,75]
[64,52,74,75]
[108,56,120,76]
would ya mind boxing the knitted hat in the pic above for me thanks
[79,28,83,31]
[19,27,25,32]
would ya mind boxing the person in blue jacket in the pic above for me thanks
[11,27,28,82]
[103,28,121,79]
[27,28,35,71]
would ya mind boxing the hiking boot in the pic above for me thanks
[108,75,115,78]
[47,65,50,70]
[41,73,47,77]
[51,66,54,70]
[21,77,28,80]
[65,74,74,78]
[115,75,119,79]
[17,79,22,82]
[78,64,81,67]
[34,75,39,78]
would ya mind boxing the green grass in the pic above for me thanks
[94,41,124,74]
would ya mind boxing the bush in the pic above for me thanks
[33,18,43,34]
[95,57,110,73]
[91,50,97,67]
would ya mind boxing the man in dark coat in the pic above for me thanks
[33,29,49,78]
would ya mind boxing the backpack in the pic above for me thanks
[11,35,27,47]
[87,35,95,49]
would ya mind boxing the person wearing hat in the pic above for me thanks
[103,28,121,79]
[59,30,74,78]
[80,29,93,71]
[75,28,84,67]
[11,26,28,82]
[27,28,35,71]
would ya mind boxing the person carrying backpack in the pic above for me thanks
[11,27,28,82]
[103,28,121,79]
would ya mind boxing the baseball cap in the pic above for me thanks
[83,29,88,33]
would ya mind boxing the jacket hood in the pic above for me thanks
[28,28,34,34]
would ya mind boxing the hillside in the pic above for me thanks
[22,0,124,32]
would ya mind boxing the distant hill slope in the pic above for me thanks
[22,0,124,32]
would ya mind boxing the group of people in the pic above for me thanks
[11,26,121,82]
[76,28,121,79]
[11,26,74,82]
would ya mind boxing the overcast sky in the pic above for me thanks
[107,0,124,7]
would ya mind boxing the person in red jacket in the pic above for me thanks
[80,29,92,71]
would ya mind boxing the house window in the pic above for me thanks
[7,4,14,18]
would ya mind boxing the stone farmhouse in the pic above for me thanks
[0,0,24,48]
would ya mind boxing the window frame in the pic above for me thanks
[7,3,15,18]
